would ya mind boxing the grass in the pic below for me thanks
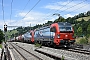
[61,55,65,60]
[76,16,90,21]
[35,43,42,47]
[0,44,2,48]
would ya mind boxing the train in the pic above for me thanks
[11,22,75,47]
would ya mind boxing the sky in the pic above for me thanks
[0,0,90,30]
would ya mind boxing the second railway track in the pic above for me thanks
[67,48,90,55]
[9,42,43,60]
[8,42,90,60]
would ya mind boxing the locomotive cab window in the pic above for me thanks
[59,26,73,33]
[50,27,56,32]
[60,27,72,31]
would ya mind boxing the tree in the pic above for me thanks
[0,29,4,43]
[54,16,65,22]
[78,13,85,18]
[87,24,90,34]
[77,27,82,36]
[47,21,53,24]
[87,11,90,16]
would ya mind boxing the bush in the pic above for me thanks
[88,36,90,44]
[79,38,87,44]
[0,40,4,44]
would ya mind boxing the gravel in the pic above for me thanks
[8,43,23,60]
[41,46,90,60]
[9,42,54,60]
[8,42,90,60]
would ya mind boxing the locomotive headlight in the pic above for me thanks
[57,34,60,38]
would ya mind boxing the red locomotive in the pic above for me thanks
[34,22,75,47]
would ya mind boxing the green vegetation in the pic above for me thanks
[35,43,42,47]
[0,29,4,43]
[80,38,87,44]
[0,44,2,48]
[76,16,90,21]
[6,30,18,38]
[88,37,90,43]
[76,37,88,44]
[61,55,65,60]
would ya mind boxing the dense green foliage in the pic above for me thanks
[0,29,4,43]
[79,38,88,44]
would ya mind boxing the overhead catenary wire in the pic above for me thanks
[15,0,31,28]
[53,0,74,14]
[22,0,41,19]
[65,3,89,16]
[10,0,13,25]
[37,0,74,23]
[58,0,87,14]
[45,0,74,15]
[2,0,5,24]
[44,0,87,20]
[21,0,31,13]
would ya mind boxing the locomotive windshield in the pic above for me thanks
[59,26,72,32]
[58,22,73,32]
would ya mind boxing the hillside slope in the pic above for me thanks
[76,16,90,21]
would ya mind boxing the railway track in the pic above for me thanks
[61,44,90,55]
[67,48,90,55]
[43,44,90,55]
[35,45,90,60]
[8,42,90,60]
[9,42,43,60]
[35,48,63,60]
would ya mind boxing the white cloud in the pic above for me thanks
[0,20,4,30]
[16,11,57,26]
[0,11,57,30]
[64,14,74,18]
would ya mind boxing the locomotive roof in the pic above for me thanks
[35,22,72,31]
[35,25,50,31]
[58,22,71,26]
